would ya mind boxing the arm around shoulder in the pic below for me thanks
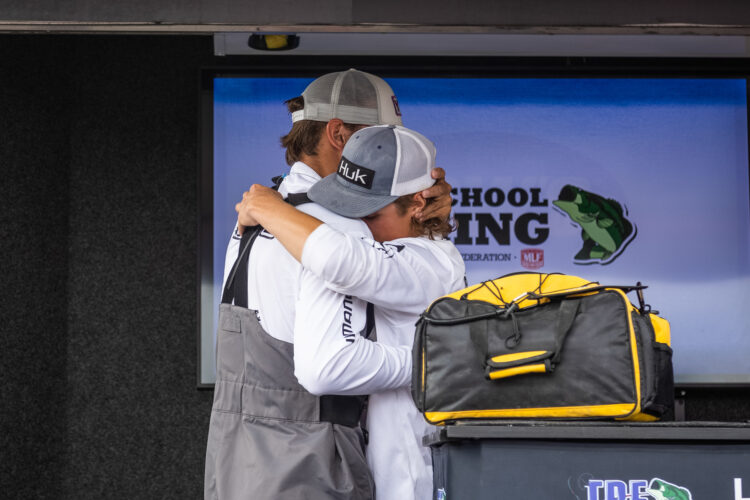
[301,224,461,314]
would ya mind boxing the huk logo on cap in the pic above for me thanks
[338,157,375,189]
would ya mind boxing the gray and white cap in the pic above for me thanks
[292,69,403,126]
[308,125,436,218]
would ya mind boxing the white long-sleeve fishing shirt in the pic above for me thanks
[300,223,466,500]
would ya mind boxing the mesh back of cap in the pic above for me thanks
[296,69,399,125]
[336,71,378,112]
[303,72,339,107]
[392,128,436,196]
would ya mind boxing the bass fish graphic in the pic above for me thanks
[645,478,693,500]
[553,184,636,265]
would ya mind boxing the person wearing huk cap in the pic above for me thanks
[205,70,454,500]
[240,124,466,500]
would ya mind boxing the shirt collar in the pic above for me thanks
[278,161,323,196]
[290,161,321,182]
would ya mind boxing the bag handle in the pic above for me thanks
[549,298,580,365]
[469,298,581,380]
[526,284,646,302]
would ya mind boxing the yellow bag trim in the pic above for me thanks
[425,403,638,423]
[421,353,426,395]
[488,363,547,380]
[610,288,643,417]
[490,350,548,363]
[617,412,659,422]
[437,273,601,312]
[650,314,671,345]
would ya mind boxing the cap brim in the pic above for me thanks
[308,173,398,218]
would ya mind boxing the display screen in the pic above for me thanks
[201,74,750,387]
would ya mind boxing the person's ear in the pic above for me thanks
[410,193,428,214]
[325,119,348,152]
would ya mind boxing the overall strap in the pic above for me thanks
[286,191,311,207]
[221,182,312,307]
[221,226,262,307]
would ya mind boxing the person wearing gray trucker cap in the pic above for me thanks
[238,125,466,500]
[205,70,453,500]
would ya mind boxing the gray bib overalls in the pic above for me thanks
[204,194,374,500]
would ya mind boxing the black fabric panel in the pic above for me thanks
[0,36,72,499]
[319,395,367,428]
[684,388,750,422]
[61,36,215,499]
[423,293,638,414]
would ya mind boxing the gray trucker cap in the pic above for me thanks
[308,125,436,218]
[291,69,403,126]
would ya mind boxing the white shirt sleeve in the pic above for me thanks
[293,267,412,396]
[301,224,459,315]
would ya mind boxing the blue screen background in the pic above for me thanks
[207,76,750,385]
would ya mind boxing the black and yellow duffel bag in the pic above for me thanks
[412,272,674,424]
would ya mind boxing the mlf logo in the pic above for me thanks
[580,477,692,500]
[338,157,375,189]
[520,248,544,270]
[391,95,402,116]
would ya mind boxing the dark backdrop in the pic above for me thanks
[0,35,214,500]
[2,0,750,31]
[0,35,748,499]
